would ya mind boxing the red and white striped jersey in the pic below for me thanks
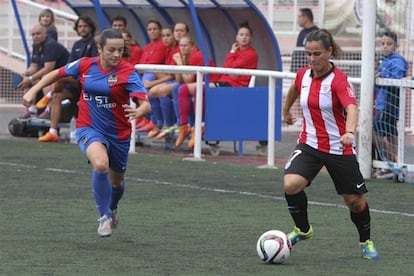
[295,66,357,155]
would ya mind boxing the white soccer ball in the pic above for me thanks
[256,230,292,264]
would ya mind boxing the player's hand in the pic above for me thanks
[123,104,141,121]
[283,111,296,125]
[340,132,355,145]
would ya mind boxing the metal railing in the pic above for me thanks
[134,64,292,168]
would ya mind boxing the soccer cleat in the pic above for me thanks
[175,124,191,147]
[36,95,51,109]
[136,117,149,129]
[20,109,36,119]
[147,127,160,138]
[37,109,50,120]
[188,127,205,149]
[38,131,59,142]
[97,215,112,237]
[360,240,378,259]
[287,225,314,246]
[156,125,178,139]
[138,121,156,132]
[111,208,119,229]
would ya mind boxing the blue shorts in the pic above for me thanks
[165,80,176,85]
[142,72,156,82]
[76,127,130,173]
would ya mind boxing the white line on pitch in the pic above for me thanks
[1,161,414,217]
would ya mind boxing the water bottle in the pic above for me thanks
[69,116,77,144]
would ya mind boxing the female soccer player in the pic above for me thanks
[282,29,378,259]
[22,29,149,238]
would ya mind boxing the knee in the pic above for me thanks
[344,194,366,212]
[148,87,158,97]
[53,91,69,102]
[92,159,109,173]
[283,174,307,195]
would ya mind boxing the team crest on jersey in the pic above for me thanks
[107,75,118,86]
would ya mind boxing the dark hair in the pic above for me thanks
[74,15,97,36]
[305,29,342,58]
[174,22,190,33]
[381,30,398,44]
[147,18,162,30]
[239,21,253,36]
[300,8,314,22]
[112,15,127,26]
[121,29,133,40]
[99,28,124,47]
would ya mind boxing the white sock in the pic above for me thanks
[49,128,58,135]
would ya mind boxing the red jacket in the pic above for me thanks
[217,46,258,87]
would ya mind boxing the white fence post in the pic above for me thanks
[191,71,205,161]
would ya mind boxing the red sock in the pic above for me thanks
[178,84,191,125]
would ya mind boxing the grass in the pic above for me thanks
[1,139,414,275]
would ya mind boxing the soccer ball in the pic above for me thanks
[256,230,292,264]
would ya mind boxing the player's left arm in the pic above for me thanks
[341,103,358,145]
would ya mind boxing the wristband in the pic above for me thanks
[28,75,33,82]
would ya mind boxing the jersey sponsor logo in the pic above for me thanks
[82,74,91,78]
[108,75,118,86]
[356,182,365,189]
[83,93,116,108]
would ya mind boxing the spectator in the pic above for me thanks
[38,8,58,41]
[36,15,99,142]
[23,29,150,237]
[290,8,319,73]
[146,23,191,139]
[138,18,167,88]
[135,18,168,132]
[18,24,69,118]
[122,30,143,65]
[373,30,408,174]
[111,15,127,31]
[176,22,258,149]
[172,35,221,148]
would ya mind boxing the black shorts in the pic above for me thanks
[373,110,397,137]
[284,143,367,195]
[63,83,81,103]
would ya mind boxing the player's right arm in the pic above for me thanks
[283,83,299,125]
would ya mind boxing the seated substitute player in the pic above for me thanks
[282,29,378,259]
[176,22,258,149]
[23,29,150,238]
[146,23,190,139]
